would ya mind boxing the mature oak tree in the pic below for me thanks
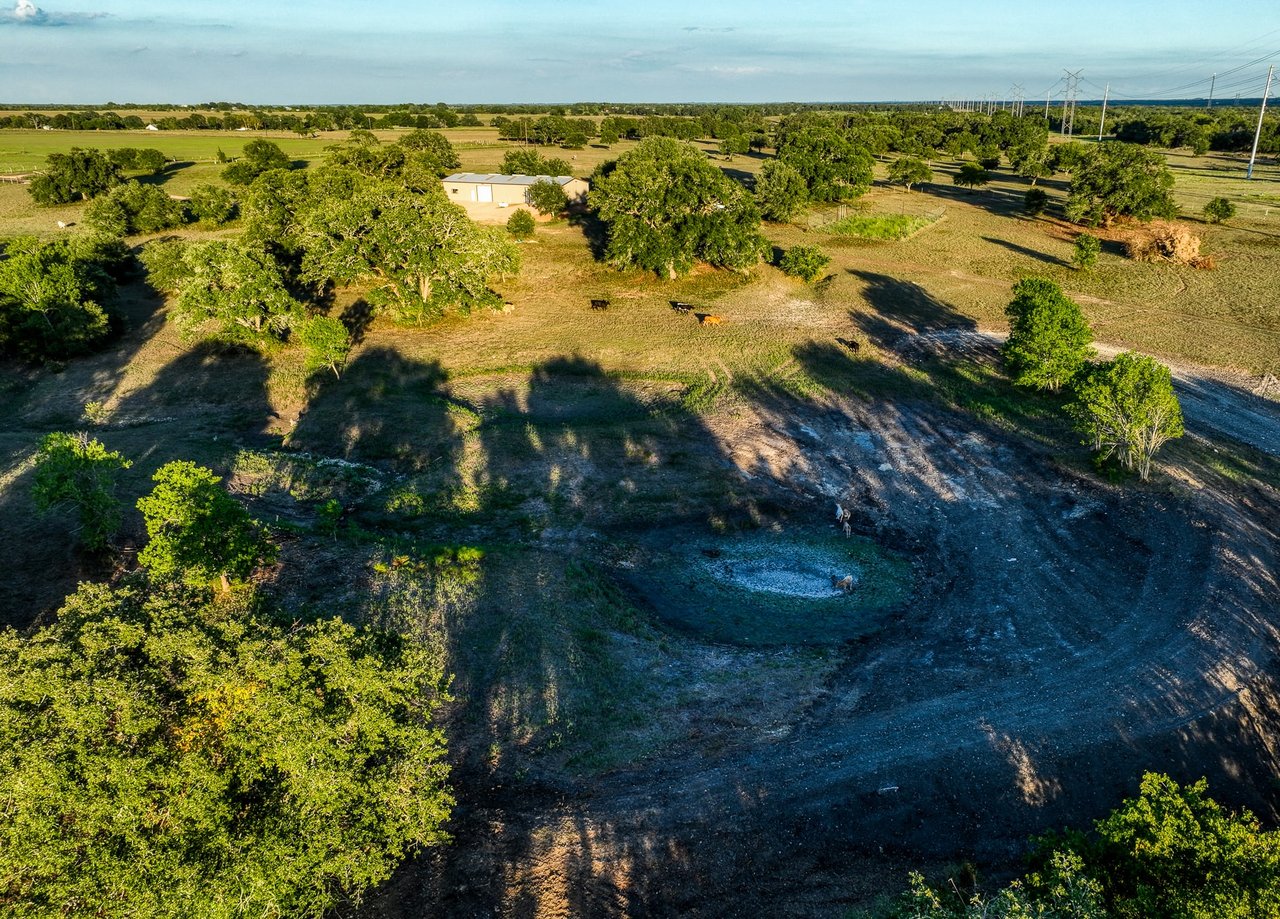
[0,577,452,919]
[589,136,766,278]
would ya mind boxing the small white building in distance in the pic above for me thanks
[442,173,589,223]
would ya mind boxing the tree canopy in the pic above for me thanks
[32,432,132,551]
[1002,278,1094,391]
[500,148,572,176]
[887,156,934,191]
[28,148,122,205]
[0,577,452,919]
[170,241,301,344]
[0,236,121,362]
[222,139,294,186]
[776,122,875,202]
[1070,351,1184,480]
[136,461,275,589]
[294,175,520,322]
[84,181,188,236]
[754,160,809,222]
[1065,142,1178,226]
[588,136,766,278]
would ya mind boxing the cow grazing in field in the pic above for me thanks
[590,299,610,311]
[670,300,693,314]
[696,313,723,326]
[836,336,860,353]
[831,574,855,594]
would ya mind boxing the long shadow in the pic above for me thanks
[981,235,1070,267]
[289,346,456,475]
[848,270,977,350]
[0,339,274,630]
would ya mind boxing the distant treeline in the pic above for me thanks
[1,102,1274,154]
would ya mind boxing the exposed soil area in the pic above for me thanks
[366,365,1280,918]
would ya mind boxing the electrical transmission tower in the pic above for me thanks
[1062,69,1083,136]
[1011,84,1025,117]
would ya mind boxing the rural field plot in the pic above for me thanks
[1,120,1279,917]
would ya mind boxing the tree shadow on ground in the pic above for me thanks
[0,339,273,630]
[847,270,977,350]
[981,235,1071,267]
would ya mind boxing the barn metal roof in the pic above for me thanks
[443,173,576,186]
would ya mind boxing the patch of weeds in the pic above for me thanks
[825,212,939,241]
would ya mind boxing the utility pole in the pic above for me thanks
[1098,83,1110,141]
[1207,72,1216,108]
[1062,70,1082,137]
[1045,89,1051,121]
[1247,64,1275,180]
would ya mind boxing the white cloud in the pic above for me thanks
[2,0,108,25]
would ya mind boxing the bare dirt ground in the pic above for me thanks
[366,350,1280,917]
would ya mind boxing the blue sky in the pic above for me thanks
[1,0,1277,104]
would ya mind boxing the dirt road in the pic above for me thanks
[901,327,1280,458]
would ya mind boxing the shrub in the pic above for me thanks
[1072,233,1101,270]
[778,245,830,282]
[507,207,536,239]
[32,432,132,551]
[1203,196,1235,224]
[754,160,809,221]
[295,315,352,379]
[1024,187,1049,216]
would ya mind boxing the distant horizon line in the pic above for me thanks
[0,98,1267,109]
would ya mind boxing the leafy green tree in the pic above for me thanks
[172,241,301,344]
[1009,140,1054,185]
[507,207,536,239]
[106,147,168,175]
[295,314,352,378]
[952,162,991,191]
[1025,187,1049,216]
[397,129,461,175]
[1086,773,1280,918]
[527,178,569,215]
[777,123,875,201]
[0,237,118,361]
[887,156,934,191]
[188,184,238,224]
[1073,233,1102,270]
[222,139,293,186]
[28,148,122,205]
[1002,278,1094,391]
[136,460,275,589]
[1203,196,1235,224]
[1070,352,1184,480]
[1065,142,1178,226]
[32,432,132,551]
[599,123,620,146]
[139,237,191,294]
[84,181,188,236]
[0,577,451,919]
[589,136,766,278]
[778,245,830,282]
[501,148,572,176]
[754,159,809,221]
[719,132,749,160]
[295,178,520,323]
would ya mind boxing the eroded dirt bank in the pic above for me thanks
[364,378,1280,918]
